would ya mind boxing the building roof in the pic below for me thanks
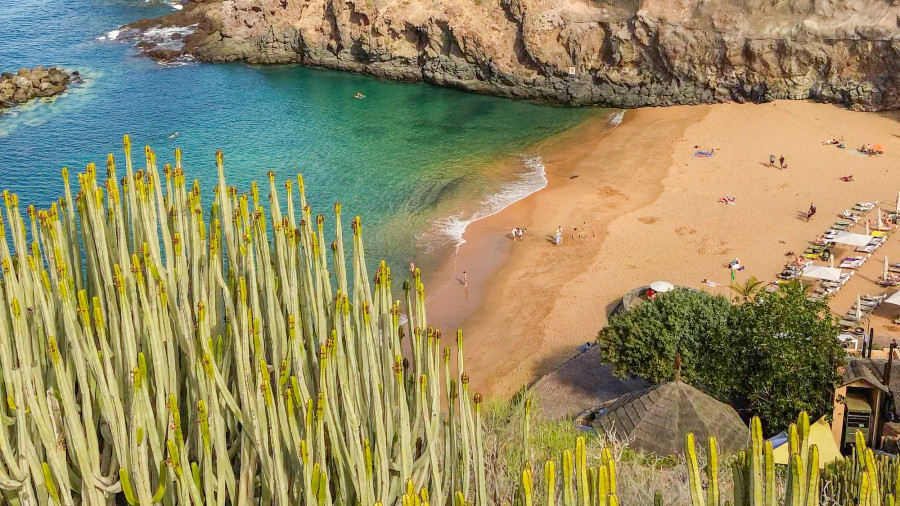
[591,381,747,457]
[530,345,648,420]
[841,358,891,393]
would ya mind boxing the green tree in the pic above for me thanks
[598,284,844,432]
[731,282,844,431]
[598,289,738,398]
[728,275,766,302]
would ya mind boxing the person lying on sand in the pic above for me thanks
[701,278,719,287]
[840,175,854,182]
[718,196,736,205]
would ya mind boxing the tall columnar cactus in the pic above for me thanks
[0,140,490,504]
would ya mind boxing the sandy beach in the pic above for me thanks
[425,100,900,400]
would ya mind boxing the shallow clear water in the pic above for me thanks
[0,0,595,273]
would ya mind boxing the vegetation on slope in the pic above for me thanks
[598,285,844,432]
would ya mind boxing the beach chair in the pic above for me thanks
[831,223,849,231]
[840,257,864,269]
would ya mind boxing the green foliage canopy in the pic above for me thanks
[598,284,844,432]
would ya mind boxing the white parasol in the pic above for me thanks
[886,290,900,306]
[802,265,843,282]
[830,231,873,247]
[649,281,675,293]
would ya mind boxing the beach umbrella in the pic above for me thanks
[830,231,872,247]
[857,295,863,321]
[886,290,900,306]
[649,281,675,293]
[885,256,890,279]
[802,265,843,282]
[866,220,870,236]
[830,255,835,269]
[878,208,884,229]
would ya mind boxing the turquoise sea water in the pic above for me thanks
[0,0,594,273]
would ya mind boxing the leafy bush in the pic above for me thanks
[598,284,844,432]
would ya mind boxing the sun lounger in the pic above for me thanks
[856,202,876,210]
[840,258,864,269]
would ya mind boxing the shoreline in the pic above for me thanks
[426,105,708,397]
[428,100,900,401]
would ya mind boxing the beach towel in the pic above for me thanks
[693,151,714,157]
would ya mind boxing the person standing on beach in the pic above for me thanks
[462,271,468,287]
[769,153,776,166]
[807,203,817,221]
[554,226,563,245]
[779,155,785,168]
[511,227,519,241]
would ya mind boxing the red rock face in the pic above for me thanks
[129,0,900,110]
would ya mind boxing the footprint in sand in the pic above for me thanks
[675,226,697,236]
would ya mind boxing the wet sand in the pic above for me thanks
[426,100,900,400]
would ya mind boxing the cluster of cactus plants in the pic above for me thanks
[0,138,893,505]
[684,412,900,506]
[0,138,493,504]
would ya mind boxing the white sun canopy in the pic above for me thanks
[802,265,843,282]
[830,231,873,247]
[649,281,675,293]
[885,290,900,306]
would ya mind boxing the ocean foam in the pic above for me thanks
[97,29,121,40]
[607,110,625,127]
[423,155,547,251]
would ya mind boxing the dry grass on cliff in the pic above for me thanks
[480,395,712,505]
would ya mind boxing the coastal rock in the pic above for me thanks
[0,66,76,112]
[129,0,900,110]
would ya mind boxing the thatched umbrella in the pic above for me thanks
[592,381,747,457]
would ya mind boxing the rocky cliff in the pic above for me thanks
[130,0,900,110]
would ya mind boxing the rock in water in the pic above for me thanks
[0,66,77,113]
[127,0,900,111]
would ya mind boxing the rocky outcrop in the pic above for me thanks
[129,0,900,110]
[0,67,80,112]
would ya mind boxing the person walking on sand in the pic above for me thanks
[769,153,776,166]
[779,155,785,169]
[462,271,468,287]
[554,226,562,245]
[807,203,817,221]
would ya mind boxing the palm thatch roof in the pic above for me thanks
[591,381,747,457]
[530,345,648,420]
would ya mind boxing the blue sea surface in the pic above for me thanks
[0,0,594,273]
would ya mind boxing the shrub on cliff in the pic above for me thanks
[598,283,844,432]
